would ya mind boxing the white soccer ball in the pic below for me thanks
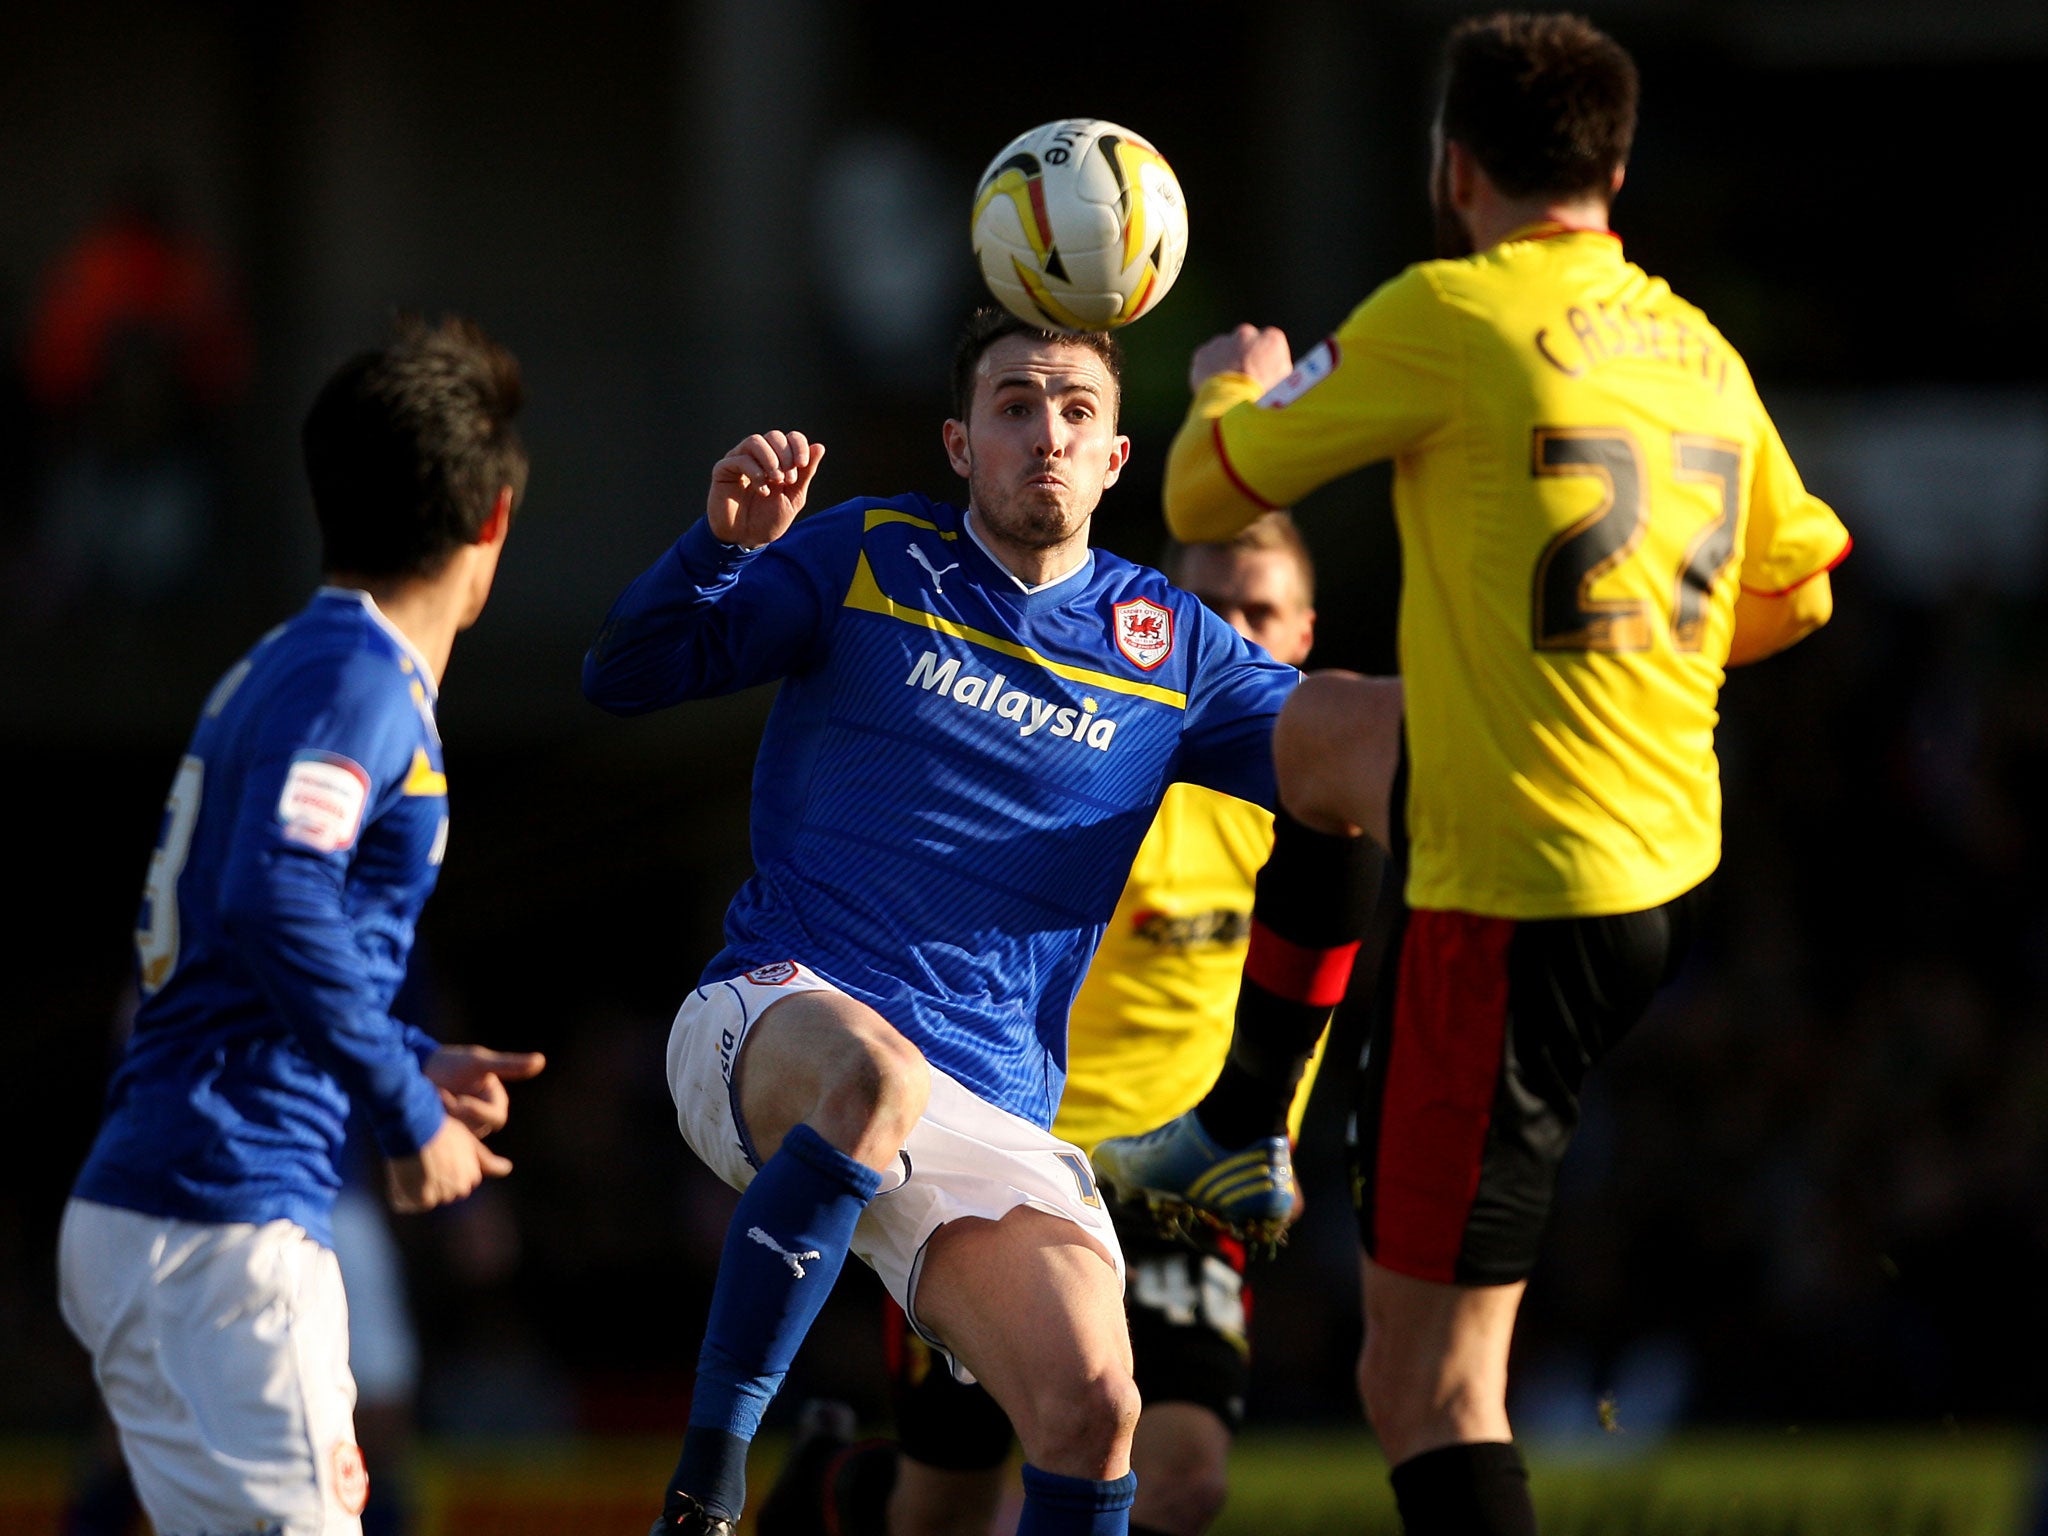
[970,118,1188,331]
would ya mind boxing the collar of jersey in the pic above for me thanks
[316,585,441,702]
[960,508,1095,603]
[1499,220,1623,249]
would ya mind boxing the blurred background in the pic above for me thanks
[4,1,2045,1531]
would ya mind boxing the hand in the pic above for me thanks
[387,1116,512,1213]
[707,430,826,549]
[1190,325,1293,393]
[425,1044,546,1137]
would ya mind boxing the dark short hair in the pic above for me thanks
[949,307,1123,425]
[1164,510,1317,605]
[303,315,528,581]
[1438,13,1639,202]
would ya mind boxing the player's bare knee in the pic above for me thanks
[1356,1332,1425,1443]
[1276,671,1400,840]
[818,1028,929,1145]
[1357,1336,1496,1452]
[1018,1368,1140,1475]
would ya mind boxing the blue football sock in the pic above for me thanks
[666,1124,882,1521]
[1016,1465,1138,1536]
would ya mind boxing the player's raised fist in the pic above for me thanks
[1190,325,1293,393]
[707,430,827,550]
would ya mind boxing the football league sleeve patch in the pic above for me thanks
[277,751,371,853]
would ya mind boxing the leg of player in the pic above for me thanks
[656,991,930,1533]
[1199,672,1401,1139]
[889,1460,1008,1536]
[1094,674,1399,1239]
[1127,1403,1230,1536]
[888,1403,1228,1536]
[914,1207,1140,1536]
[1358,1259,1532,1534]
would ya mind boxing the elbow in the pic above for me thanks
[1163,470,1257,544]
[1164,435,1270,544]
[581,647,656,717]
[1726,575,1833,667]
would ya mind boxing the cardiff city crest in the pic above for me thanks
[1112,597,1174,671]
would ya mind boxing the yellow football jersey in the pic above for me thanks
[1167,225,1850,920]
[1055,782,1325,1154]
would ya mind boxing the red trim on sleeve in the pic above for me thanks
[1740,533,1852,598]
[1211,417,1281,512]
[1371,910,1516,1284]
[1243,921,1360,1008]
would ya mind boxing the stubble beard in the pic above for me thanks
[969,464,1093,551]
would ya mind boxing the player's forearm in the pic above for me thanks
[1726,573,1833,666]
[220,860,447,1155]
[1164,374,1273,543]
[582,521,791,712]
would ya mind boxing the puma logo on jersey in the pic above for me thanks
[748,1226,823,1278]
[905,650,1119,750]
[907,543,960,594]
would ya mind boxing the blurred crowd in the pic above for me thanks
[0,183,249,634]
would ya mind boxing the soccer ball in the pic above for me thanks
[971,119,1188,331]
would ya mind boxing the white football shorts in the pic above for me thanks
[668,960,1125,1378]
[58,1198,369,1536]
[328,1184,419,1404]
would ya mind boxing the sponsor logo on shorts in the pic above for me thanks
[905,650,1119,751]
[1112,598,1174,671]
[1056,1150,1102,1208]
[331,1441,369,1515]
[746,960,801,986]
[718,1027,739,1085]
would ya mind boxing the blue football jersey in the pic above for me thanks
[73,588,451,1246]
[585,495,1296,1126]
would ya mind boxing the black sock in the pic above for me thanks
[666,1427,749,1523]
[1196,809,1379,1147]
[1388,1442,1536,1536]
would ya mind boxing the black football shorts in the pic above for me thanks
[1352,753,1700,1285]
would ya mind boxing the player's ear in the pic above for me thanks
[477,485,514,547]
[1609,162,1627,199]
[1101,433,1131,489]
[942,418,972,479]
[1446,139,1480,209]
